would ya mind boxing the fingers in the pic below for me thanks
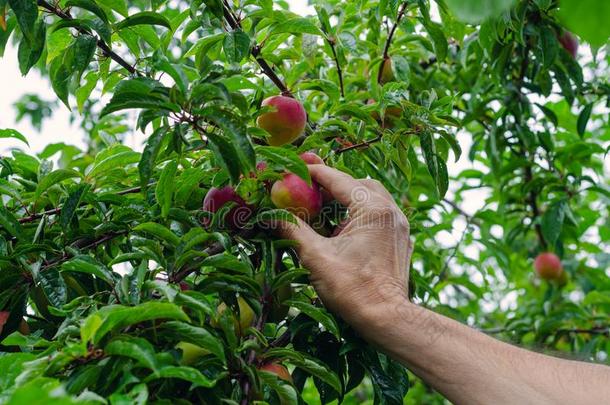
[358,179,394,202]
[273,215,323,254]
[307,165,364,207]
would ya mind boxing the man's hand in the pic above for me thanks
[276,164,413,330]
[276,164,610,405]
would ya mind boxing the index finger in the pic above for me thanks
[307,164,362,207]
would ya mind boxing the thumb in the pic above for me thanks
[272,216,323,254]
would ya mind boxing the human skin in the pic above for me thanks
[276,164,610,405]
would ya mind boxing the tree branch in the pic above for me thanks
[377,1,408,84]
[37,0,139,75]
[334,135,383,155]
[326,37,345,98]
[18,185,147,224]
[222,3,291,96]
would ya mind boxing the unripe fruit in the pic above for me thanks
[299,152,324,165]
[271,174,323,220]
[379,57,395,84]
[176,341,210,365]
[257,96,307,146]
[534,252,563,280]
[258,362,293,384]
[202,186,253,229]
[558,31,578,59]
[368,99,401,127]
[18,319,30,335]
[215,296,255,334]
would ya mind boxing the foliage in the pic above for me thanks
[0,0,609,403]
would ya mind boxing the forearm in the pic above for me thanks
[358,298,610,405]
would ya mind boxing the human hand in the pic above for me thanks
[276,165,413,330]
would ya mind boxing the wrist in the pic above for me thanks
[351,288,412,336]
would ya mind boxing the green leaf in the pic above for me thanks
[256,146,311,185]
[34,169,82,201]
[162,321,225,361]
[2,332,51,348]
[103,0,128,17]
[0,205,23,240]
[156,161,177,219]
[65,0,109,23]
[557,0,610,47]
[134,222,181,246]
[68,34,97,84]
[145,366,224,388]
[285,300,339,338]
[0,17,17,58]
[105,336,159,371]
[59,183,89,228]
[49,55,72,109]
[81,302,189,344]
[7,0,37,42]
[272,17,323,36]
[539,26,558,69]
[75,71,98,113]
[87,150,140,178]
[258,371,298,405]
[287,354,341,393]
[223,30,250,63]
[139,127,168,189]
[420,19,447,62]
[0,128,29,146]
[445,0,517,23]
[100,78,178,117]
[37,268,68,308]
[248,209,297,227]
[61,256,114,284]
[115,12,171,31]
[17,18,45,76]
[201,253,252,274]
[577,103,593,137]
[541,200,566,247]
[201,107,256,180]
[0,353,37,391]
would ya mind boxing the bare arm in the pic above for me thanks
[278,164,610,405]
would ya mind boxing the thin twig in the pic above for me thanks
[326,37,345,98]
[482,326,610,337]
[377,1,408,84]
[221,3,291,96]
[18,185,147,224]
[335,135,383,154]
[37,0,139,75]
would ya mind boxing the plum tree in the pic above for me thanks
[257,96,307,146]
[271,174,323,220]
[202,186,253,229]
[0,0,608,403]
[558,30,578,58]
[534,252,564,280]
[258,362,293,383]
